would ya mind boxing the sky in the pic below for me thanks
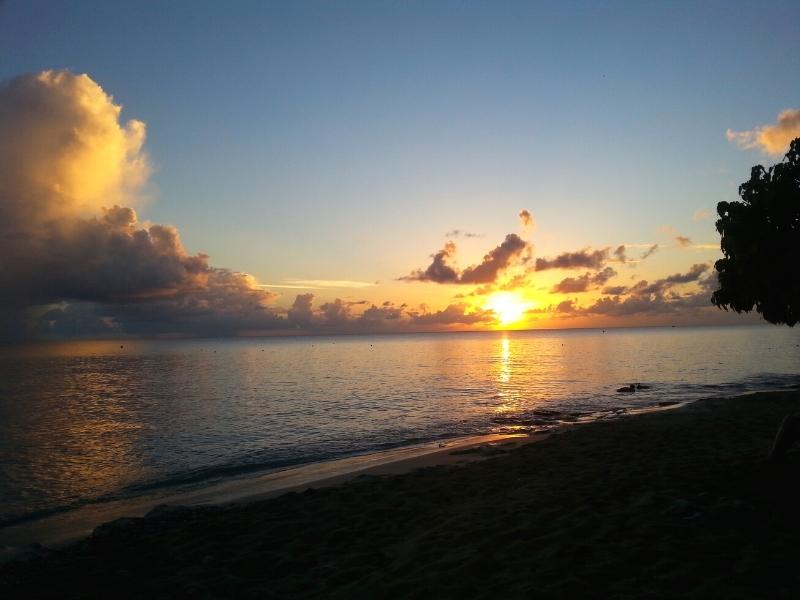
[0,0,798,338]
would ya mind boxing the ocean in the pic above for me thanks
[1,325,798,527]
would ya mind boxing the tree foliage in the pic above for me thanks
[712,138,800,325]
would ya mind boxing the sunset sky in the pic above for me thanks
[1,1,798,338]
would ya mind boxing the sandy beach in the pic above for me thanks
[3,390,800,598]
[0,432,539,553]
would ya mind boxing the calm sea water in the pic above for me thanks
[1,325,798,525]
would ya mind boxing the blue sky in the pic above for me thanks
[1,1,798,334]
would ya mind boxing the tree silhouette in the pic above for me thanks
[712,138,800,325]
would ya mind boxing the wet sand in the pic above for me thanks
[3,391,800,598]
[0,432,539,553]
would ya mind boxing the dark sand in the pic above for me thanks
[3,391,800,599]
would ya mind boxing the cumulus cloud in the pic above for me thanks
[555,299,576,314]
[535,247,610,271]
[0,70,149,227]
[399,241,459,283]
[287,293,315,326]
[0,70,280,338]
[552,267,617,294]
[401,234,531,285]
[459,234,531,284]
[359,301,405,322]
[726,109,800,156]
[409,303,494,325]
[564,264,711,318]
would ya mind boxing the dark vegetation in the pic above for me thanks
[713,138,800,325]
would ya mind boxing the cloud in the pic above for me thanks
[601,285,628,296]
[445,229,484,238]
[726,109,800,156]
[675,235,693,247]
[640,244,659,260]
[399,241,459,283]
[519,209,534,231]
[278,279,376,289]
[692,208,712,221]
[401,234,531,285]
[661,263,709,285]
[409,303,494,325]
[359,302,404,322]
[459,234,531,284]
[319,298,352,326]
[552,267,617,294]
[535,247,609,271]
[0,70,149,227]
[0,70,281,338]
[555,300,577,314]
[613,245,627,263]
[544,263,714,320]
[287,293,315,326]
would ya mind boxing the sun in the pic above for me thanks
[484,291,529,326]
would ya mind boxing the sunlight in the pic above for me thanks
[484,292,529,327]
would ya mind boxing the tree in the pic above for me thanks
[712,138,800,325]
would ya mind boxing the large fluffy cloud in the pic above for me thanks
[0,71,149,227]
[726,109,800,156]
[0,70,280,338]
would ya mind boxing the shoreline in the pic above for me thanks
[0,432,535,556]
[0,400,691,558]
[3,389,800,597]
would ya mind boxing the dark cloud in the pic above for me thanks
[359,302,404,322]
[459,234,531,284]
[3,205,218,307]
[288,293,315,327]
[641,244,659,260]
[552,267,617,294]
[601,285,628,296]
[319,298,352,326]
[555,300,577,313]
[562,264,712,318]
[445,229,484,238]
[399,241,459,283]
[535,248,610,271]
[519,209,533,229]
[401,234,531,285]
[613,245,627,263]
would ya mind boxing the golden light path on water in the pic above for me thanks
[0,326,798,525]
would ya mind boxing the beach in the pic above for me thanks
[3,390,800,598]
